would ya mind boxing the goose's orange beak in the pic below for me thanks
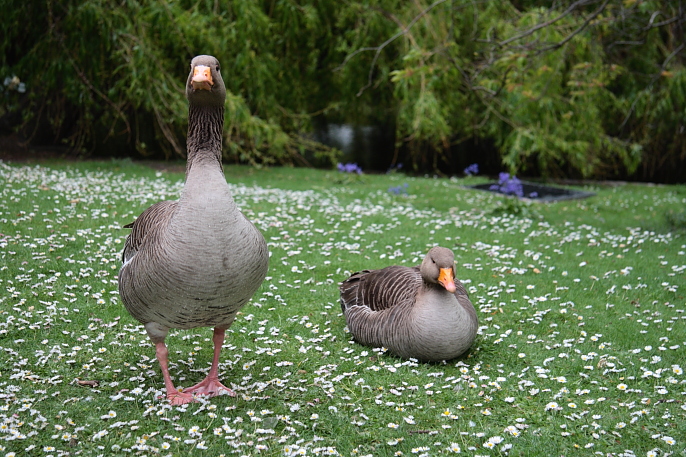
[438,267,457,293]
[192,65,214,91]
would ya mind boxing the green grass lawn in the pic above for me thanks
[1,160,684,457]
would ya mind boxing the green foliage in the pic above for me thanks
[0,0,343,165]
[1,1,684,180]
[665,208,686,231]
[630,68,686,182]
[488,194,539,218]
[363,1,683,179]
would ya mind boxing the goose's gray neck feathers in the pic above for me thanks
[186,105,224,175]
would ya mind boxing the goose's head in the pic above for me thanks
[186,55,226,107]
[420,247,457,293]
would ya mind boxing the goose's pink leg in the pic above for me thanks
[184,328,235,397]
[154,342,196,405]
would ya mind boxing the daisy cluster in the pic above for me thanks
[0,162,684,456]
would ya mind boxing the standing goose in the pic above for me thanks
[119,55,269,405]
[340,247,477,362]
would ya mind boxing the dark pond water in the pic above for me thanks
[468,181,595,201]
[311,122,395,171]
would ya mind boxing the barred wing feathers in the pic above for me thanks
[340,266,422,313]
[121,200,177,264]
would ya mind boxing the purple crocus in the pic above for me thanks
[387,163,404,174]
[503,176,523,197]
[464,163,479,176]
[491,172,524,198]
[337,162,363,174]
[388,183,409,195]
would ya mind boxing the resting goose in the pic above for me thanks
[339,247,477,362]
[119,55,269,405]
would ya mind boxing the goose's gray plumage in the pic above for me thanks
[340,247,477,362]
[118,55,269,405]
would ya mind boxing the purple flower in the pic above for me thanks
[504,176,523,197]
[464,163,479,176]
[492,172,524,197]
[337,163,363,174]
[387,163,404,174]
[388,183,409,195]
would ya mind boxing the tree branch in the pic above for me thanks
[496,0,597,47]
[335,0,450,96]
[608,6,684,50]
[646,15,681,30]
[537,0,610,53]
[47,3,131,143]
[618,42,685,132]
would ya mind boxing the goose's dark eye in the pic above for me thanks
[216,65,220,72]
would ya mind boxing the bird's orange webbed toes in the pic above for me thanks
[167,390,197,405]
[184,378,235,397]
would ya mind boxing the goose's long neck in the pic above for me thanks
[186,104,224,175]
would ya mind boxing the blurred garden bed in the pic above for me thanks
[467,180,596,201]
